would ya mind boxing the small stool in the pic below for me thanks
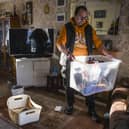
[47,74,62,91]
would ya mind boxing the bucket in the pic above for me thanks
[11,85,24,96]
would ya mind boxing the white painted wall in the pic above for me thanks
[70,0,121,35]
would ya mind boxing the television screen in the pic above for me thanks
[9,28,54,58]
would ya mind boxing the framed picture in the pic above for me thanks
[96,21,103,28]
[94,10,106,18]
[56,13,65,23]
[26,1,33,25]
[56,0,66,7]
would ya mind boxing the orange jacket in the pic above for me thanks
[56,18,102,56]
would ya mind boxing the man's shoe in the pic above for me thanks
[88,111,100,123]
[64,106,73,115]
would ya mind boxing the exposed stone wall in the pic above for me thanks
[33,0,56,28]
[115,0,129,78]
[0,0,68,29]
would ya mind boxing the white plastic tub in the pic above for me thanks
[11,85,24,96]
[7,94,42,126]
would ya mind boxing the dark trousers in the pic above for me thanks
[65,86,96,113]
[64,60,96,113]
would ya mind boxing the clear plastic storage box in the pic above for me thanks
[70,55,121,96]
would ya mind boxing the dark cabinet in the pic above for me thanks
[0,16,20,79]
[0,18,10,68]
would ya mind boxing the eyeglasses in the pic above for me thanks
[81,16,88,20]
[78,16,88,21]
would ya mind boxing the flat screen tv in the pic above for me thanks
[9,28,54,58]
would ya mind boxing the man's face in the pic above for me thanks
[75,9,88,26]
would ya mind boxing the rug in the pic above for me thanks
[0,115,21,129]
[62,115,103,129]
[0,90,104,129]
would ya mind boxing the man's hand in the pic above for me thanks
[67,52,75,61]
[102,49,113,59]
[59,45,75,61]
[98,44,113,59]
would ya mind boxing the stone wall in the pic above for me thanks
[115,0,129,78]
[0,0,68,29]
[32,0,56,28]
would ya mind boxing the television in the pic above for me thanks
[9,28,54,58]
